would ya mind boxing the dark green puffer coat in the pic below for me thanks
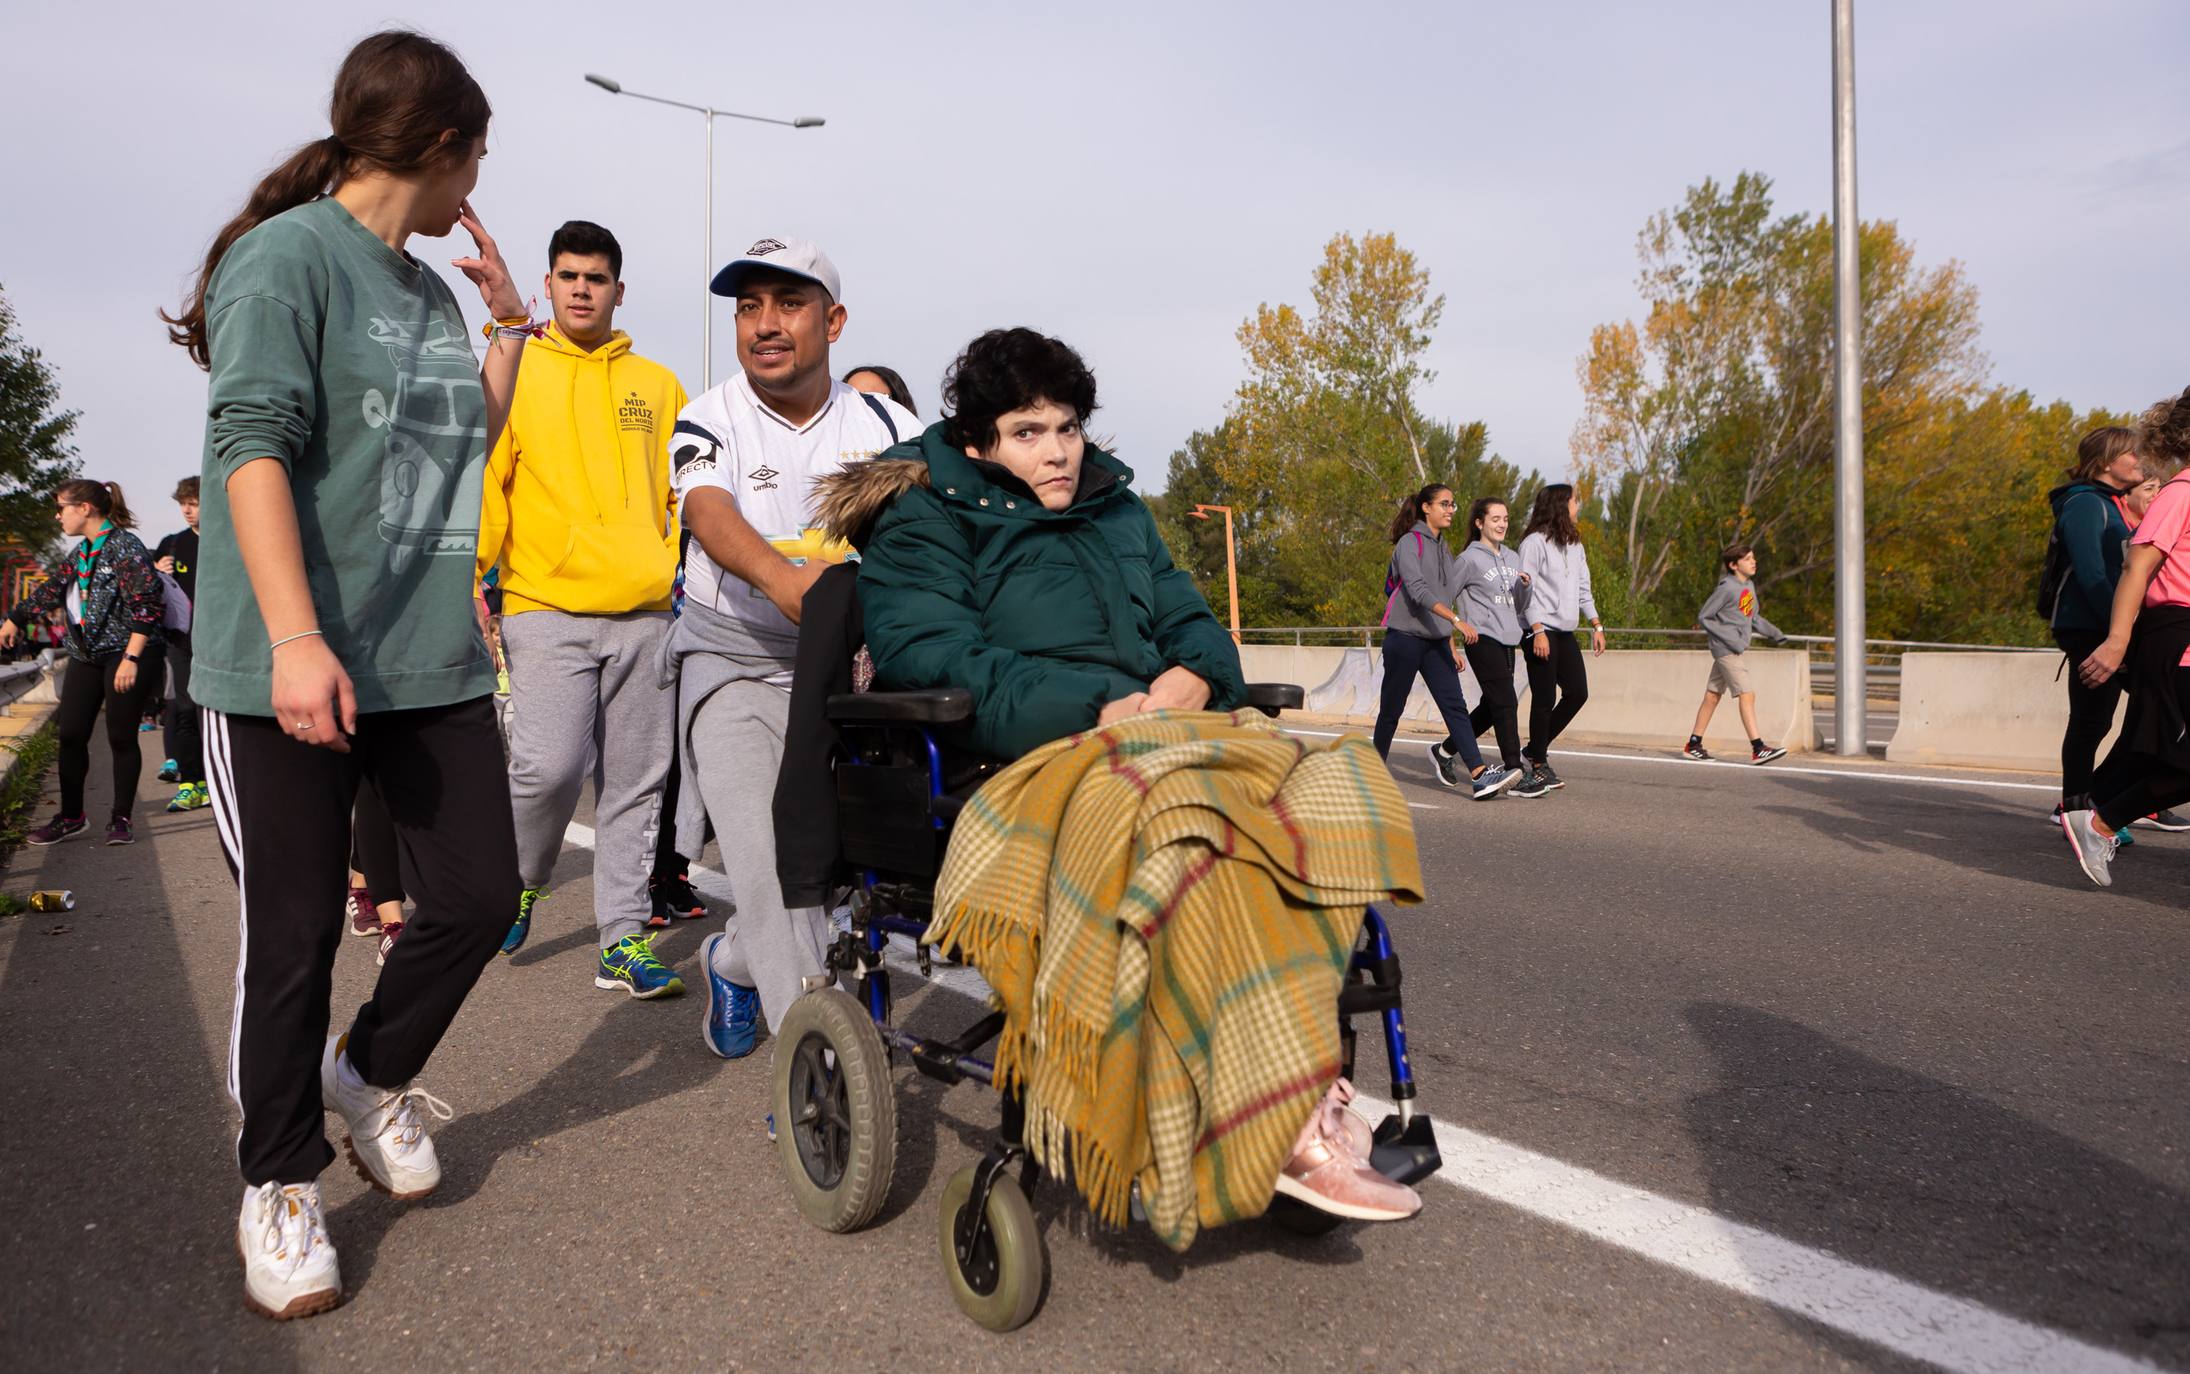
[815,424,1245,760]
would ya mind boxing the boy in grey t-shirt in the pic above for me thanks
[1683,542,1789,764]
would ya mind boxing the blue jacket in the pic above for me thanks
[2049,480,2131,633]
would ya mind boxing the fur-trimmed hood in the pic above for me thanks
[814,456,931,550]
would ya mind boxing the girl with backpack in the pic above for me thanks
[0,480,166,846]
[2046,425,2146,823]
[1373,483,1520,799]
[161,30,526,1319]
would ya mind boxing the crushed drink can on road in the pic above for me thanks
[29,890,73,912]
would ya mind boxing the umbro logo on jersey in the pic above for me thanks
[747,238,788,256]
[750,465,781,491]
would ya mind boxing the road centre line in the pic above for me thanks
[1284,729,2058,795]
[1348,1088,2158,1374]
[559,823,2151,1372]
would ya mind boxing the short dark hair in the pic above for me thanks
[1721,541,1755,570]
[842,364,917,416]
[940,329,1098,454]
[173,475,200,503]
[548,220,622,280]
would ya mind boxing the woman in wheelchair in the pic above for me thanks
[812,329,1427,1235]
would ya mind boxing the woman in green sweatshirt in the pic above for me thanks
[163,31,529,1322]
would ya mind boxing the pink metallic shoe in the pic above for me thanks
[1272,1079,1422,1222]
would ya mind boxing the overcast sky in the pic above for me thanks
[2,0,2183,526]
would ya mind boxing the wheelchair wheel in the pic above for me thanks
[938,1165,1044,1332]
[771,988,896,1233]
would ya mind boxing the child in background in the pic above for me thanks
[1684,543,1790,764]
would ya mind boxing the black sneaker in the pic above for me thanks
[648,872,708,928]
[1681,743,1713,762]
[1511,766,1552,799]
[2132,809,2190,832]
[1535,761,1564,790]
[1751,744,1787,765]
[1428,741,1463,789]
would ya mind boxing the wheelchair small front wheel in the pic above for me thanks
[938,1165,1044,1332]
[771,988,896,1233]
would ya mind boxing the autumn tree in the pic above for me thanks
[1163,233,1535,627]
[0,286,81,554]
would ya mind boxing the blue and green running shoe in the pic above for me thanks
[596,933,684,999]
[499,887,547,958]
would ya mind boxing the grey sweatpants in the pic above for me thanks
[688,677,828,1032]
[502,609,673,947]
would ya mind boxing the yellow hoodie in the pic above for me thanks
[477,326,688,616]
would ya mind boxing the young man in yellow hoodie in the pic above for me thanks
[477,221,689,997]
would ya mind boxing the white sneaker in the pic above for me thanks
[237,1181,341,1320]
[2060,809,2118,888]
[320,1034,452,1200]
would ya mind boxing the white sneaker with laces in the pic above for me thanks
[320,1034,452,1200]
[237,1181,341,1320]
[2061,809,2118,888]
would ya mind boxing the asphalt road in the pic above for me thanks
[2,726,2184,1372]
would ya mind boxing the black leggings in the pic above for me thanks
[54,649,161,820]
[2054,627,2124,802]
[1523,628,1590,763]
[351,781,404,907]
[1464,638,1523,768]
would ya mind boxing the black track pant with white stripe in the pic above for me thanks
[206,697,519,1186]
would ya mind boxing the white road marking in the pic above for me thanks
[558,826,2152,1372]
[1285,729,2058,795]
[1350,1090,2158,1374]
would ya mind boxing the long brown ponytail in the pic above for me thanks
[1389,483,1452,544]
[162,30,491,369]
[56,479,136,532]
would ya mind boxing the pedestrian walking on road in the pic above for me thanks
[163,30,528,1322]
[1372,483,1519,799]
[154,476,209,812]
[1683,544,1790,765]
[2062,387,2190,886]
[1455,497,1542,795]
[664,236,918,1059]
[476,220,690,995]
[1516,484,1604,791]
[2043,426,2179,826]
[345,781,409,966]
[1,480,166,846]
[843,363,919,416]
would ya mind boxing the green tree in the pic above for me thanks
[0,286,82,554]
[1163,233,1536,628]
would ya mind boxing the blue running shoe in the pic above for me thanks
[156,758,179,784]
[597,933,684,999]
[499,887,546,958]
[698,931,759,1058]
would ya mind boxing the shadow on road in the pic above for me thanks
[1683,1001,2190,1368]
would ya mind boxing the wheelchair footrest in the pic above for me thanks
[1369,1112,1442,1186]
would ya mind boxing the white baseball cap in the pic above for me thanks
[709,236,842,302]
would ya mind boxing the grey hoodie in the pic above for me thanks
[1455,540,1531,645]
[1698,574,1785,657]
[1383,520,1460,639]
[1516,531,1598,632]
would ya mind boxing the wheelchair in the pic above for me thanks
[767,681,1444,1332]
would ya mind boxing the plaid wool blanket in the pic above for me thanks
[925,709,1423,1250]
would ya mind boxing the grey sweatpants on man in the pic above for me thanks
[688,676,829,1032]
[501,609,673,948]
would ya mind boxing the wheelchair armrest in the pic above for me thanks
[1243,682,1305,715]
[826,687,974,725]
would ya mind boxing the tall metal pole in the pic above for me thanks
[703,109,715,389]
[1831,0,1867,756]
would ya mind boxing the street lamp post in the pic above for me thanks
[1828,1,1867,756]
[583,74,822,389]
[1189,504,1241,645]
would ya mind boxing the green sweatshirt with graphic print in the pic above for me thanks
[192,197,495,717]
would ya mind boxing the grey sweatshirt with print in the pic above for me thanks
[1698,574,1785,657]
[1455,540,1531,645]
